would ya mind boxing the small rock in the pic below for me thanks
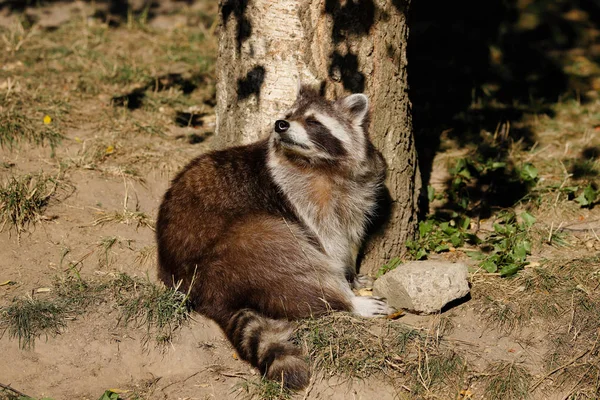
[373,260,470,314]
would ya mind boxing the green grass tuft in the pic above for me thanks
[110,273,192,346]
[0,296,67,349]
[0,111,63,153]
[0,173,58,237]
[484,362,531,400]
[236,379,292,400]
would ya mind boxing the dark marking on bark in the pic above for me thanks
[329,51,365,93]
[325,0,375,43]
[221,0,252,52]
[237,66,266,101]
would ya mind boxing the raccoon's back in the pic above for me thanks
[156,140,290,283]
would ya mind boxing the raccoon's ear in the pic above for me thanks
[336,93,369,126]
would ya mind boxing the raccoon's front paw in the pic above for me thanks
[352,274,374,290]
[351,296,395,317]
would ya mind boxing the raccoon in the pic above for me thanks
[156,85,393,389]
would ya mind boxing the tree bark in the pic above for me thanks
[216,0,420,274]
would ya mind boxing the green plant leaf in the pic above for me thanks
[97,390,121,400]
[466,251,485,260]
[376,257,403,277]
[450,232,463,247]
[493,223,505,234]
[427,185,435,203]
[513,244,528,260]
[561,186,579,194]
[500,263,523,277]
[441,223,457,235]
[415,248,428,260]
[434,244,450,253]
[575,184,597,207]
[520,163,538,182]
[460,217,471,230]
[520,211,536,228]
[419,220,433,237]
[481,259,498,273]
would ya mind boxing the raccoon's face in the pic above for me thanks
[270,86,370,166]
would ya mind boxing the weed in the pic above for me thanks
[92,210,155,231]
[483,362,531,400]
[0,111,63,153]
[97,236,133,267]
[296,313,465,395]
[471,211,536,277]
[0,296,67,349]
[409,349,465,396]
[135,245,156,267]
[236,379,292,400]
[574,184,598,208]
[53,272,107,310]
[110,274,191,346]
[377,256,402,277]
[480,298,522,333]
[0,173,58,237]
[406,215,478,260]
[448,156,538,213]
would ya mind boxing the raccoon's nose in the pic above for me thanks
[275,120,290,133]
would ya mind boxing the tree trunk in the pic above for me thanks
[216,0,420,274]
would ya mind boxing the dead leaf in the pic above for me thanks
[386,311,404,320]
[108,388,130,394]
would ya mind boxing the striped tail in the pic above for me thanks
[225,309,310,389]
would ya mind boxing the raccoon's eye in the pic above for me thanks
[305,117,322,127]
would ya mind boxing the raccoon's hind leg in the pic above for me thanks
[224,309,309,389]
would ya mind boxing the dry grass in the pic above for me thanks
[0,172,59,237]
[296,313,466,398]
[110,273,192,346]
[236,380,293,400]
[1,272,192,350]
[483,362,532,400]
[0,3,217,179]
[92,209,155,231]
[472,256,600,397]
[0,110,63,153]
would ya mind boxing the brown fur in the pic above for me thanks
[156,87,387,389]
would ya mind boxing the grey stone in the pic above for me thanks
[373,260,470,314]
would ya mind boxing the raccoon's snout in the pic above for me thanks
[275,120,290,133]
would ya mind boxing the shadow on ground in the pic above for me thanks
[408,0,600,217]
